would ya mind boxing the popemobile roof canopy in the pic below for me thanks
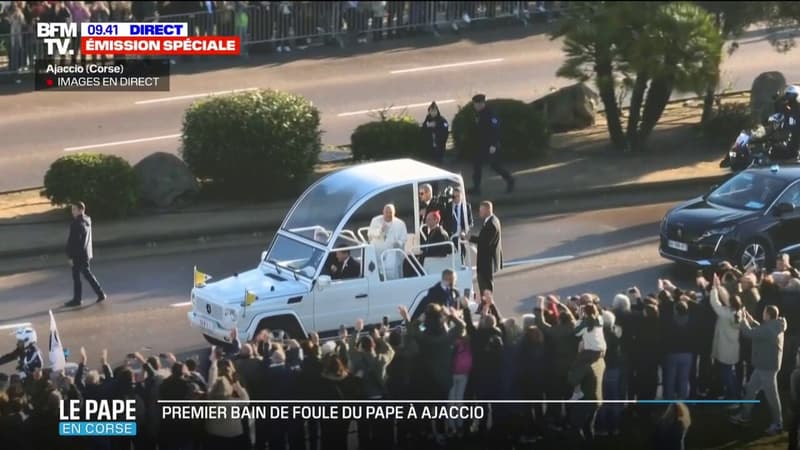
[281,159,464,248]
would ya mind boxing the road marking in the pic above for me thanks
[470,255,575,272]
[170,301,192,308]
[504,255,575,267]
[134,87,260,105]
[390,58,505,74]
[63,134,181,152]
[0,322,32,331]
[337,99,455,117]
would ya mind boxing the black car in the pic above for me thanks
[660,165,800,270]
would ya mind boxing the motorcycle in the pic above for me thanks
[720,113,797,172]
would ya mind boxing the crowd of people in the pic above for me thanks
[5,252,800,449]
[0,1,562,71]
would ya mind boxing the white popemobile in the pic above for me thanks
[188,159,475,344]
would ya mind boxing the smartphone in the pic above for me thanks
[382,316,389,327]
[464,288,472,299]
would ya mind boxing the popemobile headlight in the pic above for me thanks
[223,307,240,323]
[696,225,735,242]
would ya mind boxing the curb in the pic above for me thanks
[0,174,727,261]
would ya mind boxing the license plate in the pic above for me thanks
[668,240,688,252]
[197,318,214,331]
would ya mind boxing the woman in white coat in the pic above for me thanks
[709,274,744,404]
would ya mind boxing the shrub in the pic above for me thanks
[452,99,551,161]
[42,153,138,219]
[700,102,755,145]
[181,89,321,199]
[350,115,429,161]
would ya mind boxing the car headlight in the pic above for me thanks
[729,150,737,159]
[223,307,239,323]
[696,226,735,241]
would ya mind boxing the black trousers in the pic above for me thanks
[472,151,513,189]
[72,258,104,301]
[477,271,494,293]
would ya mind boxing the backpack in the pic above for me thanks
[452,339,473,375]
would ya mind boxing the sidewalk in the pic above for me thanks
[0,103,729,260]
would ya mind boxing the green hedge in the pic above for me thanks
[42,153,138,219]
[181,89,321,199]
[350,115,428,161]
[701,102,755,145]
[452,99,551,161]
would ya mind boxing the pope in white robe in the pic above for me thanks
[368,204,408,280]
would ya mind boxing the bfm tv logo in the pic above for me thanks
[37,22,78,56]
[59,399,137,437]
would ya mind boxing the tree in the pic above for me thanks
[552,2,723,151]
[695,2,773,123]
[765,2,800,53]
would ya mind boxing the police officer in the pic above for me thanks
[0,327,43,379]
[469,94,515,195]
[422,101,450,165]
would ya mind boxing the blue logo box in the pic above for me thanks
[59,422,137,436]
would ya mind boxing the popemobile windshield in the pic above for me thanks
[188,159,476,344]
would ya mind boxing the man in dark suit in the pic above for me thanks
[418,183,445,222]
[412,269,460,321]
[443,186,473,258]
[469,200,503,293]
[329,250,361,280]
[65,202,106,307]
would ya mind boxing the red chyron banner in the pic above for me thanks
[81,36,241,56]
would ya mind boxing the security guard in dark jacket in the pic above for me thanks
[469,94,515,195]
[422,102,450,164]
[65,202,106,307]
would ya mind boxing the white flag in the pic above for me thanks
[49,310,66,372]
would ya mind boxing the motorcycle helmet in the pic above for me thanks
[15,326,37,348]
[785,85,799,104]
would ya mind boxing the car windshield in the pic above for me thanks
[263,234,325,279]
[707,171,790,211]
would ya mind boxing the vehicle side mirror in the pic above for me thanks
[317,275,332,289]
[775,202,795,215]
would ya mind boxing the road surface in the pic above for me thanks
[0,199,690,370]
[0,26,798,191]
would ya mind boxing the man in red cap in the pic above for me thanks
[420,210,452,262]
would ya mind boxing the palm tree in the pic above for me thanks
[551,2,723,151]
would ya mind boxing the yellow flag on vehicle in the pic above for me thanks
[194,266,211,288]
[244,290,258,306]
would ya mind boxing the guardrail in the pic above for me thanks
[0,1,567,73]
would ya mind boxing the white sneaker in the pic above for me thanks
[283,46,291,52]
[570,389,584,401]
[451,21,459,31]
[276,46,283,53]
[462,13,471,23]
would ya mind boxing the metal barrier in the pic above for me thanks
[0,2,568,73]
